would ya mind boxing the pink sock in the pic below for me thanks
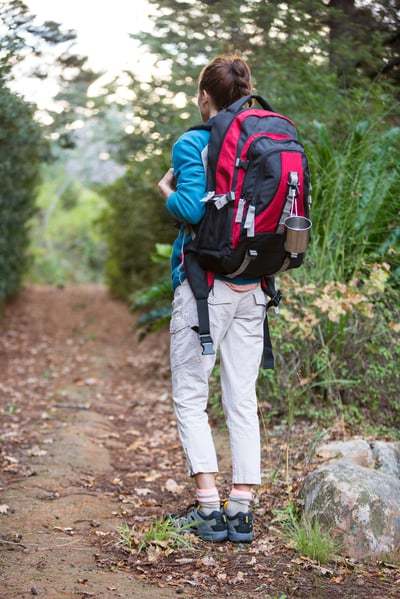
[196,487,220,515]
[225,486,252,516]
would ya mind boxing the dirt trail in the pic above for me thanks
[0,285,178,598]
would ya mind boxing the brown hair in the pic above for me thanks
[198,55,252,111]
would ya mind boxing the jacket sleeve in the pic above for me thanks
[166,131,207,225]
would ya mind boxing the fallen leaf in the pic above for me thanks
[76,377,98,386]
[80,475,95,487]
[92,530,109,537]
[164,478,183,493]
[153,539,170,548]
[231,571,245,584]
[201,556,217,566]
[0,504,10,514]
[146,546,161,562]
[136,488,152,496]
[27,446,47,457]
[110,477,123,486]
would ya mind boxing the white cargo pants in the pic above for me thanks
[169,278,266,484]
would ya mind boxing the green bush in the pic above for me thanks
[99,161,176,300]
[130,244,174,336]
[259,264,400,434]
[0,81,45,305]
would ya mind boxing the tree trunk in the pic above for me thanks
[327,0,358,79]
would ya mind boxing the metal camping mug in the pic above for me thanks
[284,215,312,256]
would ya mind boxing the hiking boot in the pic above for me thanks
[165,502,228,542]
[225,510,253,542]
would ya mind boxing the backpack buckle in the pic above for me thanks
[266,289,282,311]
[199,334,215,356]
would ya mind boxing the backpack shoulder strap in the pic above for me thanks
[184,248,215,356]
[226,94,275,114]
[187,123,213,132]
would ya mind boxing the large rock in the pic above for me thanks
[300,441,400,561]
[371,441,400,477]
[316,439,375,468]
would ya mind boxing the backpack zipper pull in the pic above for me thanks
[244,203,256,237]
[235,198,246,223]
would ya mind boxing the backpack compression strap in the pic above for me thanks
[263,317,274,370]
[184,249,215,355]
[262,277,282,370]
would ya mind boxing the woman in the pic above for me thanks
[158,55,266,543]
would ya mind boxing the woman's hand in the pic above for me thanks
[158,168,176,201]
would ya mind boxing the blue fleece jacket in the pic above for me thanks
[166,127,210,290]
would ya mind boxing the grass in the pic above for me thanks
[306,120,400,283]
[117,517,195,555]
[287,516,337,564]
[275,503,338,564]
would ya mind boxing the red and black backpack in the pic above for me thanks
[184,94,312,368]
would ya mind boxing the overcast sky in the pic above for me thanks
[13,1,155,108]
[26,0,154,72]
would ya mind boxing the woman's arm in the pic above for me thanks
[162,131,209,225]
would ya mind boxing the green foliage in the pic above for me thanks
[138,518,194,554]
[116,523,136,550]
[131,244,173,334]
[306,120,400,283]
[0,80,45,305]
[28,164,107,286]
[259,265,400,434]
[0,0,106,300]
[98,161,176,300]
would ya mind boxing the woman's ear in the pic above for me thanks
[198,89,217,122]
[198,89,209,107]
[198,89,211,122]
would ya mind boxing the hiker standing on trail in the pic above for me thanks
[158,55,266,543]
